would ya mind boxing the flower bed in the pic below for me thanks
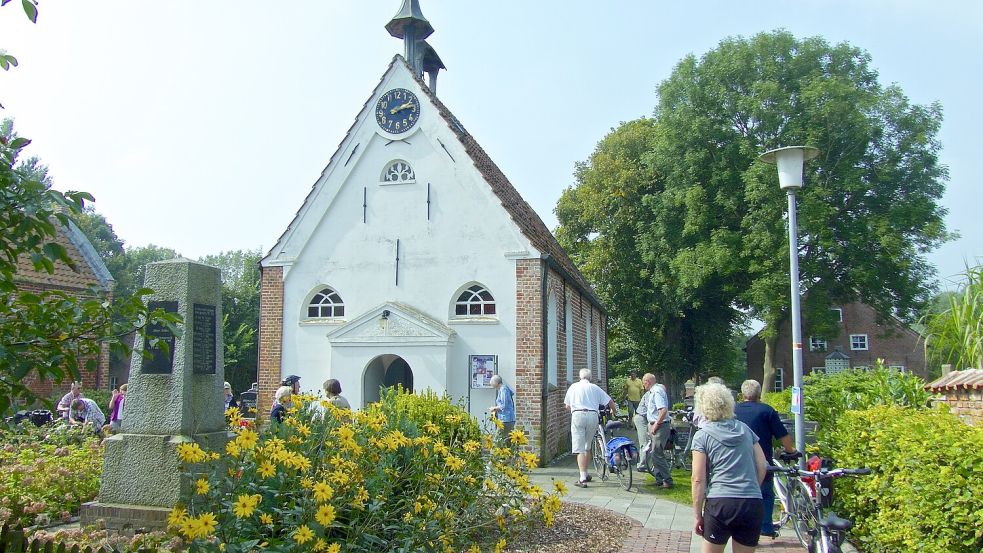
[0,422,103,528]
[170,388,564,552]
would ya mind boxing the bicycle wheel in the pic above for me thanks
[772,472,791,530]
[612,446,633,491]
[789,479,820,550]
[591,432,607,480]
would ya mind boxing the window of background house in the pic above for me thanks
[774,368,784,391]
[832,307,843,322]
[850,334,869,351]
[809,337,828,352]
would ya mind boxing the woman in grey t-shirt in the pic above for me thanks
[691,383,767,552]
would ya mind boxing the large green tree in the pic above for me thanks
[557,31,949,392]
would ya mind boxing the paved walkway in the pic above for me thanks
[530,454,811,552]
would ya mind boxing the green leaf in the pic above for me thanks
[9,137,30,149]
[21,0,37,23]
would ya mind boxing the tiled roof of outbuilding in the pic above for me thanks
[14,221,114,292]
[925,368,983,392]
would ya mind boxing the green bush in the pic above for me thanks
[608,375,628,404]
[0,422,103,527]
[762,387,791,415]
[829,405,983,552]
[375,387,481,444]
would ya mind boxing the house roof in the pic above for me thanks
[14,220,114,293]
[924,368,983,392]
[263,55,604,311]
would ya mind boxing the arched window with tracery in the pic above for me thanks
[307,287,345,318]
[454,284,496,316]
[381,159,416,184]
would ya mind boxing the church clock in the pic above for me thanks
[376,88,420,134]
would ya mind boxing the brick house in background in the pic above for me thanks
[747,301,927,389]
[257,6,606,463]
[924,368,983,426]
[14,220,115,399]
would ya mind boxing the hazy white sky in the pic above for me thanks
[2,1,980,288]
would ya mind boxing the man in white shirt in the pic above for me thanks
[564,368,618,488]
[634,373,655,471]
[647,379,673,488]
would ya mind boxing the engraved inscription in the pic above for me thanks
[193,304,217,374]
[142,300,177,374]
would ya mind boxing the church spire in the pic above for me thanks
[386,0,444,93]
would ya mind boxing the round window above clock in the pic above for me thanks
[375,88,420,134]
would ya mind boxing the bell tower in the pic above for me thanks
[386,0,445,94]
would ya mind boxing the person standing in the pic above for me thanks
[691,383,768,553]
[487,375,516,438]
[735,379,798,538]
[271,386,292,423]
[224,382,238,411]
[564,369,617,488]
[624,371,644,415]
[646,376,674,488]
[109,384,127,432]
[633,373,655,471]
[323,378,351,410]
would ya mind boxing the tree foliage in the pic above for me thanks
[556,31,949,390]
[0,120,180,413]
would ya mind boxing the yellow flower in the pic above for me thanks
[187,512,217,539]
[509,429,528,446]
[235,428,259,450]
[258,461,277,478]
[327,544,341,553]
[492,417,504,430]
[176,442,207,463]
[553,480,568,495]
[167,506,188,529]
[494,538,506,553]
[259,513,273,525]
[462,440,480,454]
[423,421,439,435]
[444,455,465,472]
[293,525,314,545]
[315,504,336,527]
[468,545,481,553]
[519,451,539,469]
[313,481,334,502]
[313,539,327,552]
[225,441,241,457]
[195,478,210,495]
[232,494,260,518]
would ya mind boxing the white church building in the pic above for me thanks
[257,0,608,461]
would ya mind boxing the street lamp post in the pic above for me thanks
[759,146,819,464]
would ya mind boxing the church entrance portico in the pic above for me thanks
[362,354,415,404]
[326,302,455,408]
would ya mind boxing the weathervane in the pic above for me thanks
[386,0,445,93]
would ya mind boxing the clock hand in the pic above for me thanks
[389,102,415,115]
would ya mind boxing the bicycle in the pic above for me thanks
[769,456,871,553]
[665,407,696,471]
[769,451,807,538]
[590,406,637,491]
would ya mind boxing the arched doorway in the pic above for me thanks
[362,354,415,404]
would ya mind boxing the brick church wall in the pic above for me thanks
[257,266,284,416]
[514,259,544,454]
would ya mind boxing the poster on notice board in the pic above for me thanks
[469,354,497,389]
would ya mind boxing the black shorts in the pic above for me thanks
[703,497,764,547]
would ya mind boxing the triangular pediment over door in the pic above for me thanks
[326,301,455,347]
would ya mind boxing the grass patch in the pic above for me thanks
[637,468,693,505]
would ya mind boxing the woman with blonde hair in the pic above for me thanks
[271,385,292,423]
[691,383,767,553]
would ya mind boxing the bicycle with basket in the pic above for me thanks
[590,406,638,491]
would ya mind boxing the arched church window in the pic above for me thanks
[454,284,496,316]
[381,159,416,184]
[307,287,345,318]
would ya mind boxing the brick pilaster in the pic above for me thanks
[257,265,284,417]
[515,259,543,457]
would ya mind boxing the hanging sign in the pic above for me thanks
[469,355,497,389]
[791,386,802,415]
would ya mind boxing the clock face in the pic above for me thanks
[375,88,420,134]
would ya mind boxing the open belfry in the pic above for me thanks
[257,0,607,462]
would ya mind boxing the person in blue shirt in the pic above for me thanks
[734,379,799,539]
[487,375,516,437]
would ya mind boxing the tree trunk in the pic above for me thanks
[762,334,777,398]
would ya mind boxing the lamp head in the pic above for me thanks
[759,146,819,190]
[381,310,391,320]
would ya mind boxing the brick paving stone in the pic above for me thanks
[619,527,691,553]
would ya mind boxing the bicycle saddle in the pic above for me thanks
[605,420,624,432]
[819,512,853,532]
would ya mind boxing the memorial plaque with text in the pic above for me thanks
[192,303,217,374]
[142,301,177,374]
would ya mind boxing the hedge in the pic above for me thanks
[829,405,983,553]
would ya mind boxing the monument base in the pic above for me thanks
[80,501,171,530]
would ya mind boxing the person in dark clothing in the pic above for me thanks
[735,379,799,538]
[271,385,291,423]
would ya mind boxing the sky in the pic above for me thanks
[2,1,980,290]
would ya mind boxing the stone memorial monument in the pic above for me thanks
[81,259,229,529]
